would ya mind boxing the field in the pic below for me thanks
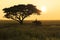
[0,20,60,40]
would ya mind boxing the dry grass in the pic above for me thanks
[0,20,60,40]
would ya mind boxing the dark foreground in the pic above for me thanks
[0,20,60,40]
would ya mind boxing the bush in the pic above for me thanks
[32,20,42,26]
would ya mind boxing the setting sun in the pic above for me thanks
[41,6,46,12]
[0,0,60,20]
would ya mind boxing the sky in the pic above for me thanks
[0,0,60,20]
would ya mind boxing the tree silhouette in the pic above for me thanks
[3,4,41,24]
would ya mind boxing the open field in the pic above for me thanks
[0,20,60,40]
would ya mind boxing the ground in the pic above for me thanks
[0,20,60,40]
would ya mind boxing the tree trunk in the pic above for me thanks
[19,20,23,24]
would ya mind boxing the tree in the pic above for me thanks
[3,4,41,24]
[32,19,42,26]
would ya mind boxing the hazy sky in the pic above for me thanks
[0,0,60,20]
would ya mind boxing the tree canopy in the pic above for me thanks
[3,4,41,24]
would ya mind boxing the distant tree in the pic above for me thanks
[32,19,42,26]
[3,4,41,24]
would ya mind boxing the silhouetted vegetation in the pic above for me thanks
[32,20,42,26]
[3,4,41,24]
[0,21,60,40]
[2,4,60,40]
[0,20,60,40]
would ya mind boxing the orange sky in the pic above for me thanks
[0,0,60,20]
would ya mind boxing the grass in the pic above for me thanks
[0,20,60,40]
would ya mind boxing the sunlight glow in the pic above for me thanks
[0,0,60,20]
[41,6,46,12]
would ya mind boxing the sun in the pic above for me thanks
[41,6,46,12]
